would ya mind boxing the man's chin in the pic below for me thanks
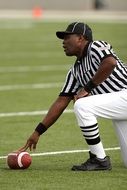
[65,52,74,56]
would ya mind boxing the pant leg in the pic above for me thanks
[74,89,127,122]
[113,120,127,167]
[74,89,127,125]
[74,89,127,161]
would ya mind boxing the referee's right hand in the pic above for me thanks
[20,131,40,151]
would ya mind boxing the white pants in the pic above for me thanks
[74,89,127,166]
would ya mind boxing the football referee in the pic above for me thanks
[22,22,127,171]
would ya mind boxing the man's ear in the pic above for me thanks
[78,35,86,42]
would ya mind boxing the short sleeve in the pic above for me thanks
[90,41,114,63]
[59,69,80,97]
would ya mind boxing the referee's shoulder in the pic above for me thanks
[90,40,111,48]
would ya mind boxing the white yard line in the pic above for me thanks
[0,10,127,23]
[30,147,120,157]
[0,82,63,91]
[0,147,120,159]
[0,65,69,73]
[0,109,73,117]
[0,52,64,59]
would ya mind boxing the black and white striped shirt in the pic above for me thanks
[59,40,127,97]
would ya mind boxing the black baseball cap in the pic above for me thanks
[56,22,93,41]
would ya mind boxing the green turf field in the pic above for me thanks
[0,19,127,190]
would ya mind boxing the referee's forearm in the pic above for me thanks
[92,57,116,85]
[41,96,71,128]
[42,108,64,128]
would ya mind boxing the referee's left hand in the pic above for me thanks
[74,88,89,101]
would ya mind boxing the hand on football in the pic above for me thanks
[20,131,40,151]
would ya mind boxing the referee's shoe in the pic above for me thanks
[71,151,112,171]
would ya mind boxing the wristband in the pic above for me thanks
[35,122,47,135]
[84,80,96,93]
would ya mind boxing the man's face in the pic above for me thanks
[62,34,84,56]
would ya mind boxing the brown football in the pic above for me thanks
[7,151,32,169]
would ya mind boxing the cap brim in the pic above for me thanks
[56,31,73,39]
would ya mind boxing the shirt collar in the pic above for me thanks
[82,41,91,57]
[76,41,92,63]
